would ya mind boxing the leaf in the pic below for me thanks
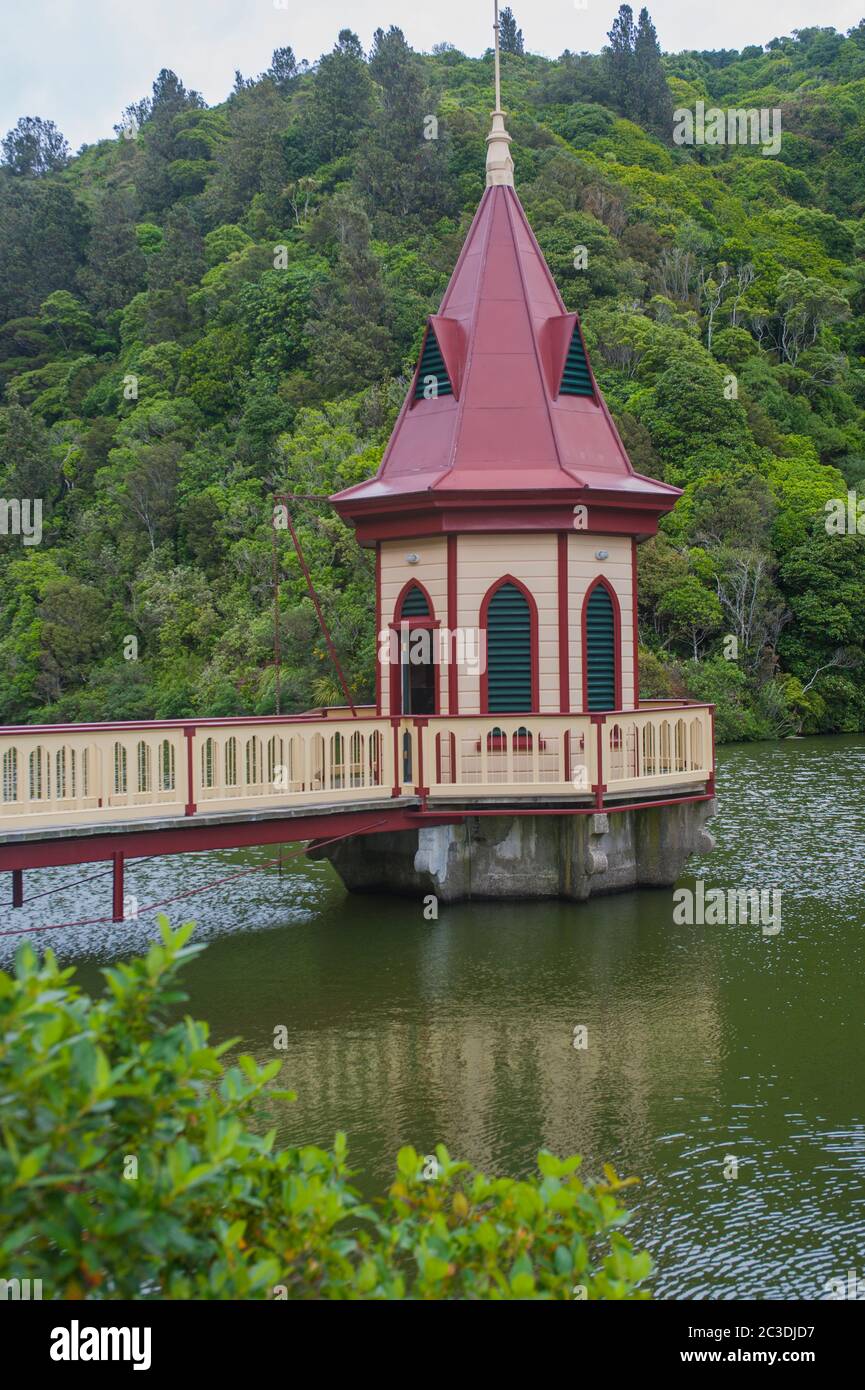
[537,1150,562,1178]
[510,1272,536,1298]
[15,1151,42,1184]
[396,1145,419,1179]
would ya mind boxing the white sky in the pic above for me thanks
[1,0,864,152]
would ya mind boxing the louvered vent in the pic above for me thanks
[559,324,594,397]
[486,582,533,713]
[400,585,430,617]
[585,584,616,711]
[414,327,453,400]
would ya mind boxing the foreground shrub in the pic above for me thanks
[0,918,651,1299]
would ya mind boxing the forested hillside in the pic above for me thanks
[2,10,865,740]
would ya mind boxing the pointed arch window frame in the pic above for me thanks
[580,576,622,714]
[479,574,540,715]
[541,312,597,402]
[388,579,441,717]
[409,316,465,407]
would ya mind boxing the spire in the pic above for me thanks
[486,1,514,187]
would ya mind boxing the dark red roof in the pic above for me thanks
[332,184,679,529]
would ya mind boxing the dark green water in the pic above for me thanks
[5,735,865,1299]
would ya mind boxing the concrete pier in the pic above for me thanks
[313,800,717,903]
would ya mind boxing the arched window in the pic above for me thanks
[481,578,537,714]
[391,581,438,716]
[399,583,430,618]
[583,580,620,713]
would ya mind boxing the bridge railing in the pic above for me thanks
[598,706,713,796]
[0,704,713,831]
[417,703,713,802]
[0,716,399,830]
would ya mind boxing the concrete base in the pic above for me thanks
[313,800,717,903]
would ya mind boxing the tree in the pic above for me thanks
[774,271,850,365]
[212,79,287,221]
[0,401,58,500]
[658,576,724,659]
[0,181,87,320]
[633,8,673,136]
[38,291,95,353]
[602,7,671,137]
[357,27,452,227]
[306,196,396,395]
[147,204,205,290]
[137,69,206,212]
[498,7,524,55]
[78,190,146,317]
[604,5,637,114]
[101,438,182,554]
[33,573,110,703]
[268,46,299,90]
[1,116,69,175]
[303,31,374,167]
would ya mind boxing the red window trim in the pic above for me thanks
[393,577,435,621]
[557,533,569,712]
[389,580,441,717]
[580,576,622,714]
[479,574,540,715]
[375,543,382,715]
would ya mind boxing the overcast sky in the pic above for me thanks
[2,0,864,152]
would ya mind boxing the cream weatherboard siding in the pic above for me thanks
[456,533,559,713]
[378,532,636,717]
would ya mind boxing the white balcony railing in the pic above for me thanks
[0,704,713,832]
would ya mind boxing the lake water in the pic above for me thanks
[4,734,865,1300]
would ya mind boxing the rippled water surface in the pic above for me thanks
[4,735,865,1299]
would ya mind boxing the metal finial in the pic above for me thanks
[494,0,502,112]
[486,0,514,186]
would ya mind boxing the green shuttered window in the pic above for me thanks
[585,584,617,711]
[400,585,430,617]
[559,324,594,397]
[486,582,533,712]
[414,328,453,400]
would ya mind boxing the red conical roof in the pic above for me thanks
[332,183,679,539]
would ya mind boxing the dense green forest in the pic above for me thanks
[2,9,865,741]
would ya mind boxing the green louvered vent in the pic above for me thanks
[585,584,616,712]
[486,582,533,713]
[400,585,430,617]
[414,328,453,400]
[559,324,594,397]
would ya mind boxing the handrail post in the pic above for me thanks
[184,727,196,816]
[112,851,124,923]
[414,718,429,806]
[593,714,606,810]
[390,717,401,797]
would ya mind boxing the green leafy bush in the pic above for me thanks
[0,918,651,1300]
